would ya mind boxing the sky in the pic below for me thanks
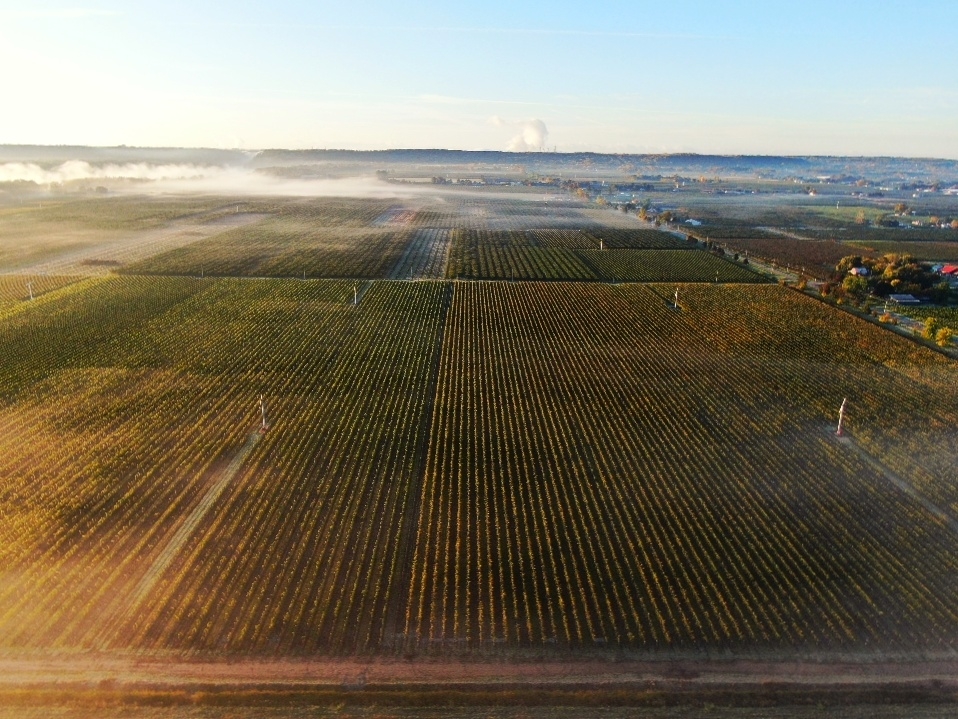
[0,0,956,157]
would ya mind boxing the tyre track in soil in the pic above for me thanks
[95,431,262,649]
[381,281,455,650]
[834,432,958,535]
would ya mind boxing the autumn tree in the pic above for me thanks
[842,274,869,303]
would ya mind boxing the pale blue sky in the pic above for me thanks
[1,1,956,156]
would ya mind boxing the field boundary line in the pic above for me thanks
[382,281,454,646]
[571,249,607,282]
[352,280,374,305]
[388,229,423,279]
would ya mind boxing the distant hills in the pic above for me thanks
[1,145,956,183]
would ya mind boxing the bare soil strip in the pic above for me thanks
[0,655,956,696]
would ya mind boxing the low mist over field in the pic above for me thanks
[0,160,418,198]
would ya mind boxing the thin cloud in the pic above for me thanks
[396,25,734,41]
[14,8,118,19]
[143,18,733,41]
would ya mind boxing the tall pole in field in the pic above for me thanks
[26,281,34,301]
[836,397,847,437]
[353,284,358,306]
[673,287,679,310]
[259,394,268,433]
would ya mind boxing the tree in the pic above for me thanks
[855,209,867,225]
[842,275,869,303]
[951,219,958,230]
[936,327,954,347]
[923,317,941,340]
[836,255,864,274]
[894,202,908,215]
[659,210,673,224]
[930,281,951,304]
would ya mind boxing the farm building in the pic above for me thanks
[888,293,921,305]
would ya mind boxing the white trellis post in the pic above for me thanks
[836,398,847,437]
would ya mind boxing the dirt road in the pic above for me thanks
[1,653,956,692]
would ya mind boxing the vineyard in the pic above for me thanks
[390,229,451,279]
[716,237,872,278]
[0,274,83,310]
[405,282,958,651]
[0,197,242,271]
[0,269,956,656]
[125,219,418,279]
[0,277,446,652]
[846,240,958,263]
[446,229,758,282]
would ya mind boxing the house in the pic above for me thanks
[849,266,869,276]
[685,219,702,227]
[940,265,958,276]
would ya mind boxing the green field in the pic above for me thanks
[1,272,956,655]
[0,186,956,671]
[894,305,958,332]
[445,229,755,282]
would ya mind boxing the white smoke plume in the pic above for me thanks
[506,119,549,152]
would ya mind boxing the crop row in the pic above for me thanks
[712,237,871,278]
[404,282,958,651]
[0,274,83,307]
[0,277,955,655]
[390,229,451,279]
[0,277,445,652]
[655,284,958,514]
[447,232,763,283]
[582,250,764,283]
[126,219,417,279]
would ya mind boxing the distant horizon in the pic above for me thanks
[4,143,958,164]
